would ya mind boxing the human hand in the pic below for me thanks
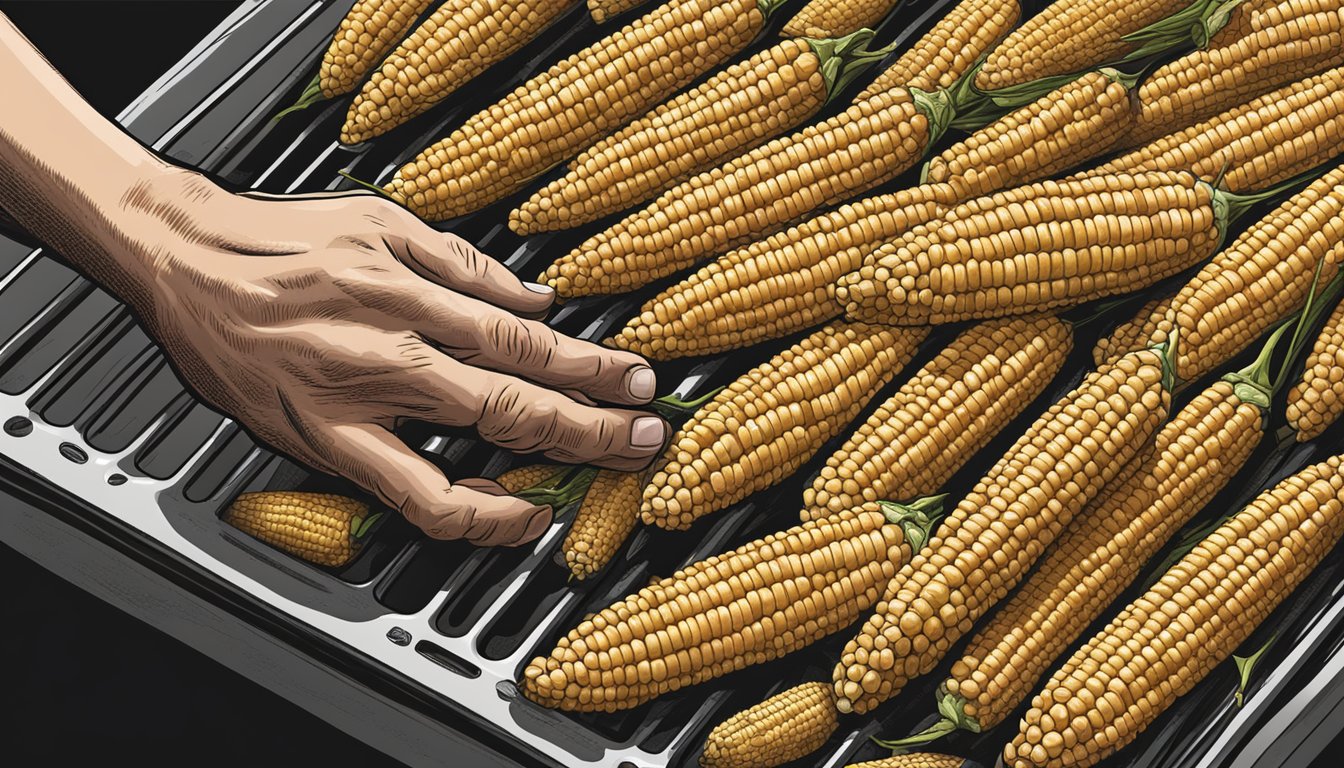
[115,170,666,546]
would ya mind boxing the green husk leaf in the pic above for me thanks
[352,512,384,540]
[273,74,325,122]
[806,29,886,102]
[1233,633,1277,707]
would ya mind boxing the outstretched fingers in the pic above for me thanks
[316,422,552,546]
[404,356,668,470]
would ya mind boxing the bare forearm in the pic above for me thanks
[0,11,175,312]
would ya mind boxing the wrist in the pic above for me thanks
[99,165,223,322]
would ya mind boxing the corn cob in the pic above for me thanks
[925,69,1138,202]
[839,170,1288,326]
[1154,162,1344,381]
[1004,453,1344,768]
[641,322,927,530]
[562,469,640,580]
[832,344,1175,715]
[495,463,566,494]
[511,30,891,234]
[882,333,1298,747]
[845,755,967,768]
[1089,67,1344,194]
[521,498,942,711]
[225,491,379,568]
[588,0,649,22]
[976,0,1194,91]
[701,682,839,768]
[540,85,954,298]
[341,0,581,144]
[857,0,1021,98]
[803,315,1072,521]
[1091,290,1178,366]
[1129,0,1344,146]
[385,0,778,221]
[1287,300,1344,440]
[608,184,956,360]
[320,0,435,98]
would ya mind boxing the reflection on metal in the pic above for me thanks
[1,1,1342,767]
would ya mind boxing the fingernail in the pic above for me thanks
[625,366,657,400]
[524,281,555,296]
[630,416,666,448]
[522,505,552,542]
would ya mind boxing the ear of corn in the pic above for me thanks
[700,682,839,768]
[495,463,566,494]
[845,754,967,768]
[857,0,1021,98]
[1287,298,1344,440]
[1004,454,1344,768]
[838,171,1262,326]
[511,30,891,234]
[318,0,436,99]
[588,0,650,22]
[803,314,1073,521]
[925,69,1138,202]
[975,0,1195,91]
[225,491,377,568]
[832,345,1175,715]
[608,184,956,360]
[385,0,776,221]
[1097,67,1344,193]
[1128,0,1344,146]
[340,0,581,144]
[781,0,895,38]
[521,499,942,711]
[884,367,1269,749]
[642,322,928,530]
[1164,162,1344,381]
[563,469,641,580]
[540,85,955,298]
[1091,290,1178,366]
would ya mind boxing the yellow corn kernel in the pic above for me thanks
[321,0,435,98]
[641,321,928,530]
[521,500,939,711]
[1005,454,1344,767]
[838,171,1223,325]
[701,682,839,768]
[859,0,1020,98]
[563,469,640,580]
[385,0,770,220]
[225,491,373,568]
[608,184,956,360]
[541,86,948,299]
[977,0,1190,90]
[833,346,1173,714]
[804,314,1072,520]
[341,0,580,144]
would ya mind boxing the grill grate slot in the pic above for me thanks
[82,357,188,454]
[0,258,81,355]
[1,289,121,396]
[132,400,225,480]
[33,324,155,428]
[182,424,259,502]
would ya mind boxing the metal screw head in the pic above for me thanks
[386,626,412,646]
[3,416,33,437]
[495,680,518,701]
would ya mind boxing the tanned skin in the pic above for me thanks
[0,13,666,547]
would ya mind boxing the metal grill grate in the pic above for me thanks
[2,2,1344,767]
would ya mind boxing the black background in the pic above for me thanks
[0,2,399,764]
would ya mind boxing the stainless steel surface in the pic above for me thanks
[2,2,1343,767]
